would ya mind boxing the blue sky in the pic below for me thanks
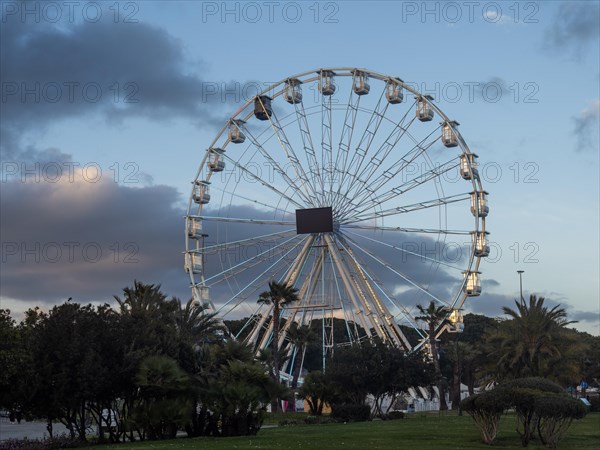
[1,1,599,334]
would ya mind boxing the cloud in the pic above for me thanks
[0,169,189,305]
[572,100,600,152]
[544,2,600,60]
[0,9,231,163]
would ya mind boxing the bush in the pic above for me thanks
[330,404,371,422]
[535,395,588,449]
[278,419,298,427]
[303,415,336,425]
[461,388,512,445]
[462,378,588,448]
[501,379,566,447]
[0,434,83,450]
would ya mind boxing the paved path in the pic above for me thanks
[0,418,71,441]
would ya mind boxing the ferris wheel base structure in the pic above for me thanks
[184,68,489,358]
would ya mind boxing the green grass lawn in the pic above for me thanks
[89,412,600,450]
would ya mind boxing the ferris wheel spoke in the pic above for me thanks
[293,100,326,205]
[340,126,442,218]
[205,234,302,285]
[337,231,451,307]
[340,157,461,220]
[330,81,360,211]
[337,86,389,201]
[321,94,334,206]
[258,97,320,206]
[343,229,465,272]
[342,192,470,224]
[342,224,471,235]
[200,216,294,226]
[215,235,309,316]
[218,151,305,209]
[201,229,297,253]
[210,184,296,213]
[240,123,315,207]
[345,103,417,198]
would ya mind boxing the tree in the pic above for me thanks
[194,340,287,436]
[174,298,224,374]
[114,281,180,441]
[286,323,318,392]
[298,371,331,416]
[486,295,581,382]
[415,301,449,410]
[132,356,192,440]
[257,281,300,384]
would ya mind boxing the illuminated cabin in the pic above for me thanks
[185,252,202,274]
[228,119,246,144]
[284,78,303,104]
[385,78,404,104]
[187,217,206,240]
[471,231,490,257]
[416,95,435,121]
[352,70,370,95]
[460,153,479,180]
[254,95,272,120]
[319,70,336,96]
[441,121,460,147]
[208,148,225,172]
[448,309,464,332]
[463,271,481,296]
[193,181,210,205]
[470,190,489,218]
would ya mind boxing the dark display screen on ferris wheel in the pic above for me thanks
[295,207,334,234]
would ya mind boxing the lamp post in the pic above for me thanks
[517,270,524,303]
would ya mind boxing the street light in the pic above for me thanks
[517,270,525,303]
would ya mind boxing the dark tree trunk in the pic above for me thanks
[430,325,448,411]
[272,303,281,413]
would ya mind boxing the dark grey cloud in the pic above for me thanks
[572,100,600,152]
[0,7,234,163]
[543,2,600,60]
[0,173,189,304]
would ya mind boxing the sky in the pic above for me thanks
[1,0,599,336]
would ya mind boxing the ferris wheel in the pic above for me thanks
[184,68,488,359]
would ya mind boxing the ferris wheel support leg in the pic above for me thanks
[323,234,378,340]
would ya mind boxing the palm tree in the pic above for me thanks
[175,298,224,345]
[415,301,449,410]
[488,294,577,380]
[257,281,300,384]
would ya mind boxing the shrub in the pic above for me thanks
[502,378,566,447]
[304,415,336,425]
[461,388,511,445]
[278,419,298,427]
[535,395,588,449]
[0,434,83,450]
[330,404,371,422]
